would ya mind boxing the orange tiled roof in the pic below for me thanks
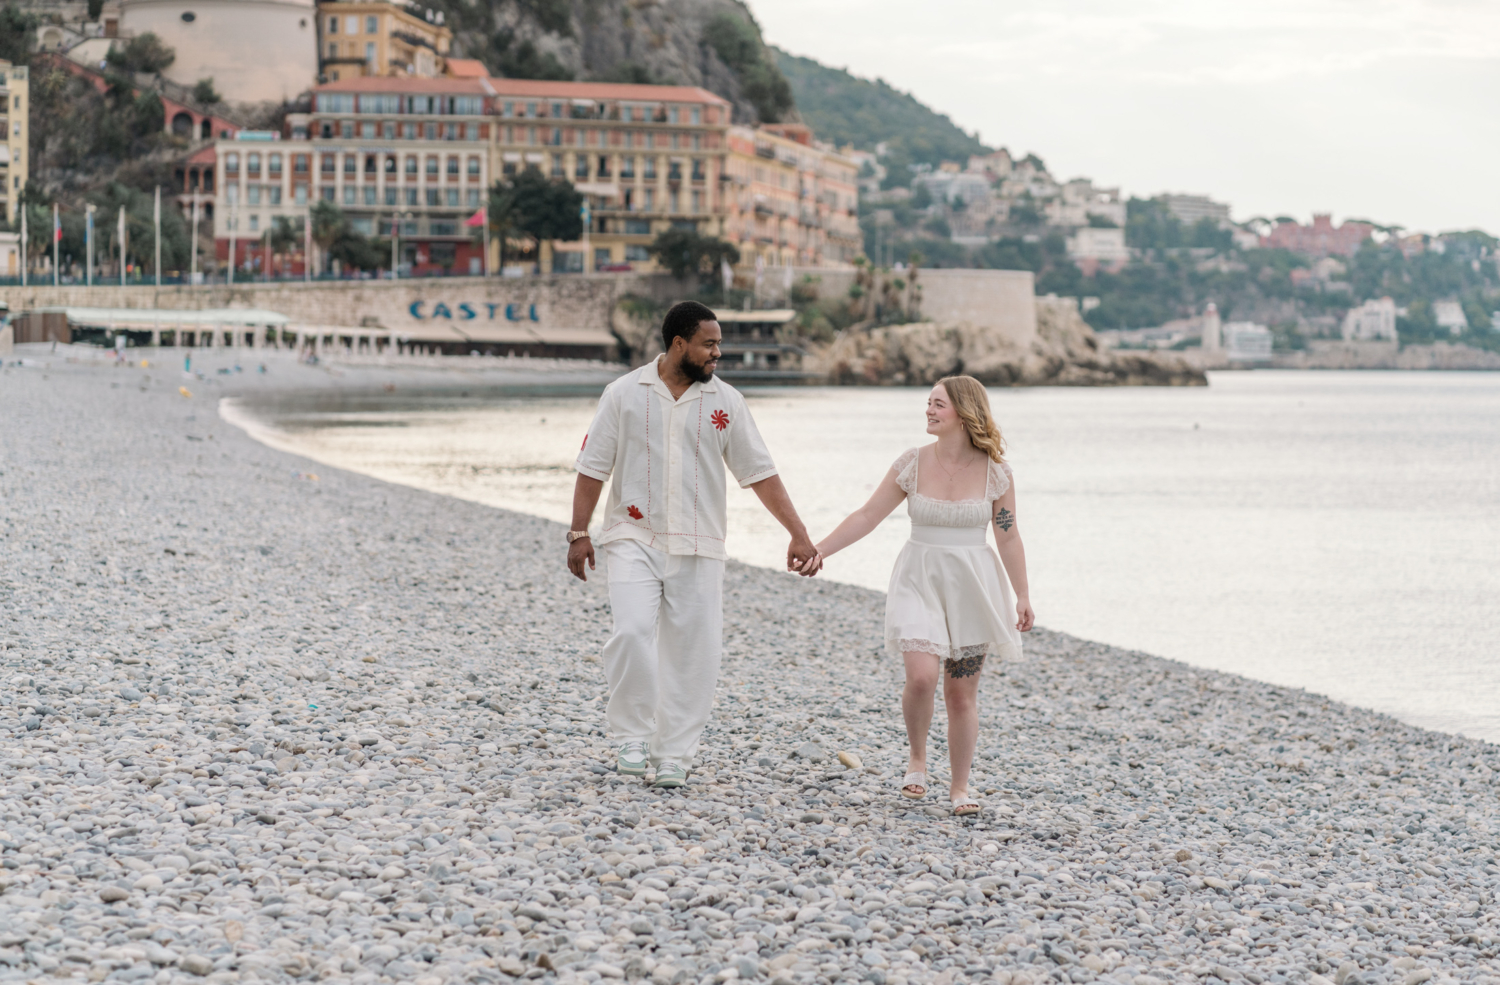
[444,58,487,78]
[314,76,495,95]
[485,78,729,106]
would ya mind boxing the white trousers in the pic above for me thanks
[601,540,724,766]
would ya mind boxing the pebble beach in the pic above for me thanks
[2,350,1499,985]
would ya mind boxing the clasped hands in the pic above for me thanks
[786,534,823,578]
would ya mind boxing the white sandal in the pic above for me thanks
[951,791,981,816]
[901,772,928,800]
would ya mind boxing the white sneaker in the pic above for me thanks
[616,741,649,776]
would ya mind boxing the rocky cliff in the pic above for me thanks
[803,297,1206,387]
[437,0,794,125]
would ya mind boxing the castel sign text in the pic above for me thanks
[407,301,542,322]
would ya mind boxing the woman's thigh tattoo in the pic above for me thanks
[944,653,985,678]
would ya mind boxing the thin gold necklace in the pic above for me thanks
[934,446,976,481]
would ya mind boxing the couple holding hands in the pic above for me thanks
[565,302,1033,816]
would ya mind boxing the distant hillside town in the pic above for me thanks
[0,0,1494,365]
[0,0,860,282]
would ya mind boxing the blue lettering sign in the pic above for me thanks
[409,301,425,319]
[505,304,519,321]
[432,302,453,319]
[486,303,501,320]
[529,304,540,322]
[458,303,476,320]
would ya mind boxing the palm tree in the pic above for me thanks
[310,200,345,276]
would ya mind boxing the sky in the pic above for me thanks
[752,0,1500,234]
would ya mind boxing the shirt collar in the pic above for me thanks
[643,356,718,397]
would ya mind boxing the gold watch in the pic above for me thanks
[566,530,591,543]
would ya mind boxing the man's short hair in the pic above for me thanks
[661,300,718,352]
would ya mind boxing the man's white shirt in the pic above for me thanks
[575,357,777,559]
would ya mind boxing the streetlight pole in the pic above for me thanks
[85,203,95,286]
[154,186,161,288]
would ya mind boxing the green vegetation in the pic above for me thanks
[774,48,986,185]
[107,33,176,75]
[191,78,221,105]
[1125,197,1230,252]
[307,200,385,273]
[703,13,793,123]
[646,228,740,284]
[0,5,37,65]
[484,166,582,268]
[486,29,573,80]
[49,183,192,275]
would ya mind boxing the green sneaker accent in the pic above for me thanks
[617,741,649,776]
[653,761,688,788]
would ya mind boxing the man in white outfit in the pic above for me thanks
[566,301,821,787]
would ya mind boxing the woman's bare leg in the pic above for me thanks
[901,651,941,794]
[942,654,984,799]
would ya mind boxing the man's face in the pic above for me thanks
[676,320,722,383]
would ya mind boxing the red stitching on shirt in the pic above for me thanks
[693,398,703,550]
[644,379,655,550]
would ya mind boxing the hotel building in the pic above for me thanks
[208,75,858,276]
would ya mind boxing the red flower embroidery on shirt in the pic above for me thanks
[627,505,643,520]
[711,409,730,430]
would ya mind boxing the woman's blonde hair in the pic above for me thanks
[936,375,1006,463]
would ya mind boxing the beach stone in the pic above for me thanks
[794,742,825,761]
[179,954,215,976]
[0,355,1487,985]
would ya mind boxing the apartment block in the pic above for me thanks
[725,123,860,269]
[0,60,27,226]
[489,78,734,272]
[1161,193,1231,227]
[318,0,452,80]
[215,76,494,276]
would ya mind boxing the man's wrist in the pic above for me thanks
[567,530,591,543]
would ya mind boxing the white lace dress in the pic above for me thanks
[885,448,1024,664]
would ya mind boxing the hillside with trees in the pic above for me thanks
[773,48,987,185]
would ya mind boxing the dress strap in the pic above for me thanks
[891,447,920,494]
[985,460,1012,501]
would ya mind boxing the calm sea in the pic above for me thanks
[227,371,1500,742]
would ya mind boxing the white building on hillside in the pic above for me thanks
[1161,193,1232,226]
[1066,226,1128,261]
[1050,178,1125,228]
[1342,297,1398,341]
[1432,300,1468,335]
[1224,321,1272,362]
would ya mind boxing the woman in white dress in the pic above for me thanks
[812,376,1033,815]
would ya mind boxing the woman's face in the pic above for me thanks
[926,384,959,436]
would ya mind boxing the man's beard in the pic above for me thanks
[681,352,715,383]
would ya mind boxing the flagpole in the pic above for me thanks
[190,198,199,285]
[483,206,490,277]
[119,207,126,288]
[52,203,58,287]
[86,204,94,286]
[154,186,161,288]
[19,204,26,287]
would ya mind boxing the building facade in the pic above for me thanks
[488,78,732,272]
[1161,193,1231,226]
[208,75,858,277]
[1263,214,1374,258]
[724,123,859,269]
[0,61,27,227]
[116,0,318,103]
[1341,297,1397,341]
[317,0,452,81]
[212,76,494,276]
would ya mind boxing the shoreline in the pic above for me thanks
[2,356,1498,985]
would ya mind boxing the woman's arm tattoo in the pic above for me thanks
[995,507,1014,532]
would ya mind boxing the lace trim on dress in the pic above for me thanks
[892,447,920,495]
[907,493,991,527]
[888,638,991,660]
